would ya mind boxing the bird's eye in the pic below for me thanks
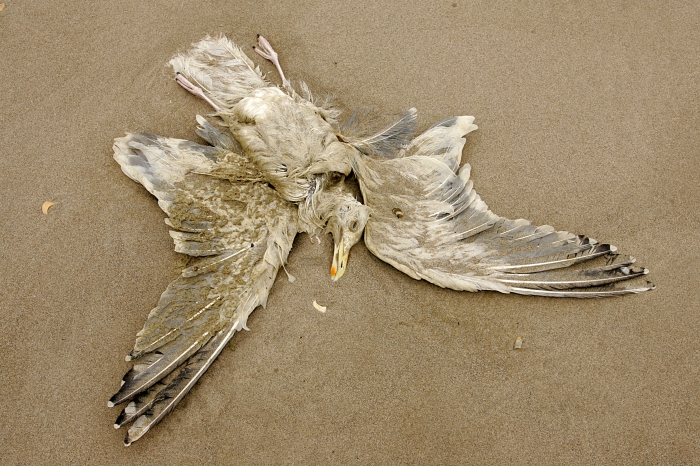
[349,220,359,232]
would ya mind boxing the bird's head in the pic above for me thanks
[298,173,370,281]
[324,196,369,281]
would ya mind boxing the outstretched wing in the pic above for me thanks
[111,133,298,445]
[353,116,654,297]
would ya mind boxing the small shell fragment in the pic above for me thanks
[514,337,523,349]
[0,4,5,12]
[312,300,327,313]
[42,201,54,214]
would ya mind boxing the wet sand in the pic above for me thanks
[1,2,698,464]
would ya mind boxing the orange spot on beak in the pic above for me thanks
[330,266,337,277]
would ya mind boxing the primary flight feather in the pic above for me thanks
[109,35,653,445]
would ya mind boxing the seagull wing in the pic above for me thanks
[354,116,653,297]
[111,133,298,445]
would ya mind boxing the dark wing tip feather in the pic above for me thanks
[498,249,654,297]
[122,326,236,445]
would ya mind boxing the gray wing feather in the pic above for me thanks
[109,325,214,406]
[123,319,240,445]
[114,370,177,429]
[111,134,298,443]
[341,107,418,157]
[114,132,264,202]
[355,116,653,297]
[195,114,241,152]
[404,116,477,172]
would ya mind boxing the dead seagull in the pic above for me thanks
[109,35,654,445]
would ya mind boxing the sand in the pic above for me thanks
[1,1,698,464]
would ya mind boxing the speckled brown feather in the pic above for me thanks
[111,132,298,444]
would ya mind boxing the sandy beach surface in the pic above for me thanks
[1,1,698,464]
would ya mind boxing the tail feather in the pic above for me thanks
[169,35,271,112]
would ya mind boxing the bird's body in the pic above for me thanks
[110,35,653,445]
[169,36,363,240]
[227,87,353,200]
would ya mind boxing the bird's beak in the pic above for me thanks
[330,229,349,281]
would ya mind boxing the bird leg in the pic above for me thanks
[174,72,223,112]
[253,35,291,90]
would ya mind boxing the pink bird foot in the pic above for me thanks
[174,72,222,112]
[253,35,289,88]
